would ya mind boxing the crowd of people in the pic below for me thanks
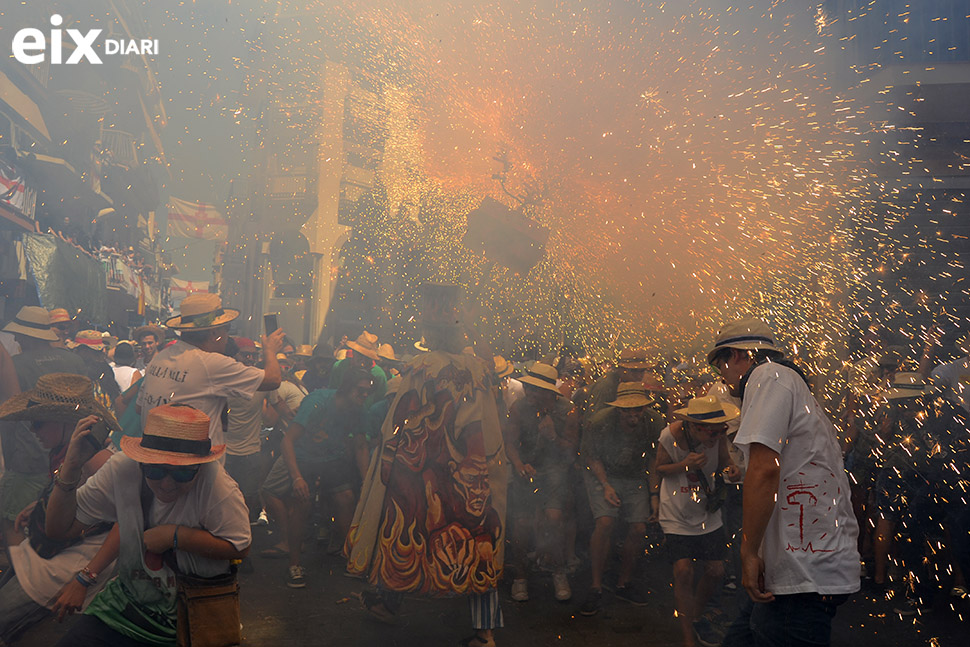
[0,288,967,647]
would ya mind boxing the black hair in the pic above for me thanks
[114,342,136,367]
[338,366,373,396]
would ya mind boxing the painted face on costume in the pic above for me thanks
[452,457,490,517]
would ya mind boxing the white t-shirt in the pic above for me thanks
[502,377,524,412]
[225,391,267,457]
[76,453,251,579]
[657,425,723,536]
[931,356,970,413]
[113,365,140,392]
[733,362,860,596]
[137,341,264,446]
[9,532,113,609]
[268,380,307,413]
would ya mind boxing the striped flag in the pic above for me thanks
[166,197,227,241]
[0,159,28,213]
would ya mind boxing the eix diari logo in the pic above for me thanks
[12,14,159,65]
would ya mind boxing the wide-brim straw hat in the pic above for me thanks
[377,343,397,361]
[674,394,740,424]
[121,403,224,465]
[133,324,165,342]
[881,372,937,400]
[346,331,381,361]
[519,362,561,394]
[607,382,654,408]
[294,344,313,357]
[493,355,514,379]
[0,373,120,433]
[67,329,106,351]
[707,318,781,364]
[617,348,656,370]
[164,293,239,330]
[2,306,58,341]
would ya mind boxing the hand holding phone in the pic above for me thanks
[264,313,279,334]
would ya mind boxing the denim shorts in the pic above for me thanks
[510,465,570,514]
[584,473,650,523]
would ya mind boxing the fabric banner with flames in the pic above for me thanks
[166,197,227,241]
[345,352,507,596]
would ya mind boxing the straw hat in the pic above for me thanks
[48,308,71,325]
[164,293,239,330]
[519,363,561,394]
[133,324,165,342]
[2,306,58,341]
[674,395,740,425]
[377,343,397,361]
[707,318,781,364]
[346,331,380,361]
[617,348,656,370]
[880,372,937,400]
[68,330,106,351]
[607,382,654,409]
[0,373,120,433]
[120,403,225,465]
[414,337,430,353]
[294,344,313,357]
[493,355,514,379]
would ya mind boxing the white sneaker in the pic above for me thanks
[257,509,269,526]
[511,578,529,601]
[553,572,571,602]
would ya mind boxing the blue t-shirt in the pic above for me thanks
[292,389,363,464]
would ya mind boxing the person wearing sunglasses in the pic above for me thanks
[654,395,741,647]
[44,403,251,647]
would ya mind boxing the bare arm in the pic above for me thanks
[257,329,285,391]
[0,342,19,402]
[281,421,309,500]
[740,442,781,602]
[503,405,530,475]
[143,524,249,560]
[52,523,121,620]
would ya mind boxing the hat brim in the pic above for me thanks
[0,392,121,435]
[674,401,741,424]
[346,341,380,361]
[607,395,654,408]
[706,342,780,364]
[519,376,561,394]
[414,340,430,352]
[164,309,239,330]
[3,321,59,342]
[617,360,655,370]
[495,365,514,379]
[120,435,226,465]
[68,341,106,351]
[881,386,937,400]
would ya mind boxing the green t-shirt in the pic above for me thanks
[328,360,387,408]
[292,389,364,464]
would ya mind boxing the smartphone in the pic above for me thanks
[85,419,110,453]
[264,313,279,333]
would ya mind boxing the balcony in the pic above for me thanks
[99,128,139,169]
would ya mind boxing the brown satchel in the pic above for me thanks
[175,567,241,647]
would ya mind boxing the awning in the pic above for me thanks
[0,202,35,232]
[16,152,113,215]
[0,69,51,142]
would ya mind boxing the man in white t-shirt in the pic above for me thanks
[137,294,284,447]
[708,319,859,647]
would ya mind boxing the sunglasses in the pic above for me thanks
[141,463,201,483]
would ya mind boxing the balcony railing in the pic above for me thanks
[99,128,138,168]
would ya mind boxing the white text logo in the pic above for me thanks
[12,14,159,65]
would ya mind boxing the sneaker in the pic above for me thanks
[511,578,529,602]
[286,565,306,589]
[614,584,648,606]
[892,594,924,617]
[722,576,737,592]
[553,572,572,602]
[565,555,581,575]
[256,509,269,526]
[579,589,602,616]
[951,585,968,599]
[693,617,722,647]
